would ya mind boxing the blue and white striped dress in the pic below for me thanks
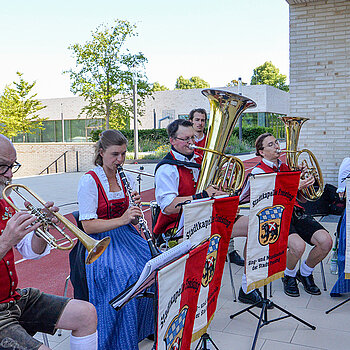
[78,166,154,349]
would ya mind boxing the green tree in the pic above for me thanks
[226,79,247,87]
[251,61,289,92]
[65,19,152,130]
[175,76,210,90]
[0,72,46,138]
[151,82,169,91]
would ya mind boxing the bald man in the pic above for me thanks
[0,135,98,350]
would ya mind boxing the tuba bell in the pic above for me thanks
[2,184,111,264]
[279,116,324,201]
[195,89,256,194]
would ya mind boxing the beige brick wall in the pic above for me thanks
[288,0,350,185]
[14,143,95,177]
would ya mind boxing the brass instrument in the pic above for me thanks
[279,116,324,201]
[2,184,110,264]
[196,89,256,194]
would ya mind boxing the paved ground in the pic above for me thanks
[11,159,350,350]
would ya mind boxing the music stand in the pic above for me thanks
[230,284,315,350]
[194,333,219,350]
[326,297,350,314]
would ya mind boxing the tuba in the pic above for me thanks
[195,89,256,194]
[2,184,110,264]
[279,116,324,201]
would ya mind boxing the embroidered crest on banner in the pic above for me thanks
[257,205,285,246]
[163,305,188,350]
[202,234,221,287]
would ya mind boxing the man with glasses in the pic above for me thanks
[249,133,332,297]
[0,134,99,350]
[153,119,223,238]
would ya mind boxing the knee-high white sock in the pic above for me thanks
[284,266,297,277]
[300,260,314,277]
[70,331,98,350]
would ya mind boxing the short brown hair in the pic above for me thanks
[255,133,273,157]
[189,108,207,121]
[94,129,128,166]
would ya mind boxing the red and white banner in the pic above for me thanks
[345,179,350,279]
[246,172,300,292]
[156,242,209,350]
[183,196,239,341]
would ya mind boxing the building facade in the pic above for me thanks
[286,0,350,185]
[13,85,289,143]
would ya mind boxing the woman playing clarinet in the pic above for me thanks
[77,129,154,349]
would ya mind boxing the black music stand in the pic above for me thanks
[230,285,315,350]
[194,333,219,350]
[326,296,350,314]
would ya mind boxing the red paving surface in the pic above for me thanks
[15,155,281,297]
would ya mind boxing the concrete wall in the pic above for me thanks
[287,0,350,185]
[14,143,95,177]
[38,85,289,130]
[141,85,290,129]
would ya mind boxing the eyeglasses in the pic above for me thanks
[263,140,279,148]
[0,162,21,175]
[175,136,195,143]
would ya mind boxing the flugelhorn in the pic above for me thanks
[196,89,257,195]
[2,184,110,264]
[279,116,324,201]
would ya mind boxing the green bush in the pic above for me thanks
[89,126,273,157]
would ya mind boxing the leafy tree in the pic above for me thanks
[0,72,46,138]
[226,79,247,87]
[175,76,210,90]
[151,82,169,91]
[65,19,152,130]
[251,61,289,92]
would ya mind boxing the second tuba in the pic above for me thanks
[279,116,324,201]
[195,89,256,194]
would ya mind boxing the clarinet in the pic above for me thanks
[116,165,161,257]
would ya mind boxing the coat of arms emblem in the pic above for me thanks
[257,205,285,246]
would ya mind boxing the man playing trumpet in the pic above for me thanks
[0,134,98,350]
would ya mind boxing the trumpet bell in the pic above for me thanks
[2,184,110,264]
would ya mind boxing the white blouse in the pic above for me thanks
[77,165,136,221]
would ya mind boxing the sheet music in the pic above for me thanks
[110,240,192,309]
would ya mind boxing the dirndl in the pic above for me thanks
[86,224,154,349]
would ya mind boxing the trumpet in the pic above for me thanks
[2,184,110,264]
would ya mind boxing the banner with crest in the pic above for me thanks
[183,196,239,341]
[156,242,209,350]
[246,171,300,292]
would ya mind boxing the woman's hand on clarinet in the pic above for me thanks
[131,191,141,206]
[121,206,142,225]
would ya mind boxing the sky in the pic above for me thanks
[0,0,290,99]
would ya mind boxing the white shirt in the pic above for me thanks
[337,157,350,194]
[15,231,51,259]
[240,158,283,202]
[155,150,201,213]
[77,165,136,221]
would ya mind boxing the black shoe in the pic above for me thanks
[228,250,244,266]
[238,288,273,309]
[296,270,321,295]
[282,275,300,297]
[147,334,155,341]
